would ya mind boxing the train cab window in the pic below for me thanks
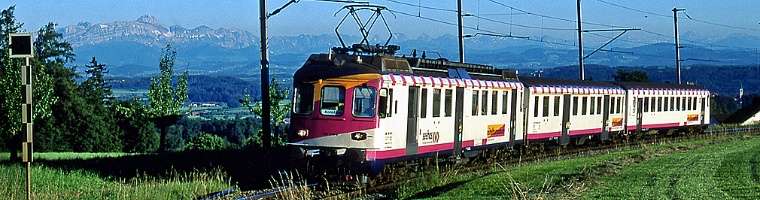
[472,90,479,116]
[321,86,346,116]
[502,91,509,114]
[293,84,314,115]
[352,87,377,118]
[572,96,579,116]
[615,97,621,114]
[421,89,428,118]
[582,97,588,115]
[378,89,389,118]
[445,89,453,117]
[596,97,603,114]
[492,91,499,115]
[433,89,442,117]
[590,97,596,115]
[554,96,561,116]
[482,91,489,115]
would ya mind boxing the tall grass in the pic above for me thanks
[0,162,231,199]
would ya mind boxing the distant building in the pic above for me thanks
[723,97,760,125]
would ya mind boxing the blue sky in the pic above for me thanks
[3,0,760,44]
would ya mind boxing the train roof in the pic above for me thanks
[613,82,707,90]
[520,77,621,88]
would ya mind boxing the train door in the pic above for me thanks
[508,89,518,147]
[636,98,643,134]
[601,95,611,140]
[453,87,464,157]
[560,94,571,146]
[700,97,706,125]
[406,86,420,156]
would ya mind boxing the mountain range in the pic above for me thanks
[59,15,760,78]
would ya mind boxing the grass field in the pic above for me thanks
[397,133,760,199]
[0,152,234,199]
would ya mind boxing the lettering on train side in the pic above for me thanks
[420,130,440,144]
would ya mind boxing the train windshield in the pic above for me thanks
[321,86,346,116]
[352,87,377,118]
[293,84,314,115]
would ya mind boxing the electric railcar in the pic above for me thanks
[287,44,710,176]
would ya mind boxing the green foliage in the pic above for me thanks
[114,99,159,153]
[184,133,229,151]
[240,78,291,147]
[242,130,286,148]
[613,69,650,82]
[148,43,189,117]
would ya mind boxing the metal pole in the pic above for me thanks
[577,0,584,80]
[260,0,272,146]
[457,0,465,63]
[673,8,684,84]
[24,56,32,200]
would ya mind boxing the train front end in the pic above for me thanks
[288,50,388,176]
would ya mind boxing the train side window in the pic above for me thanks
[320,86,346,116]
[433,89,441,117]
[482,91,489,115]
[472,90,479,116]
[609,97,614,115]
[492,91,499,115]
[445,89,453,117]
[502,91,509,114]
[534,96,540,117]
[590,97,596,115]
[650,97,656,112]
[582,97,588,115]
[542,96,550,117]
[293,84,314,115]
[670,97,675,111]
[692,97,697,110]
[554,96,561,116]
[681,97,687,111]
[596,97,602,114]
[687,97,692,111]
[573,96,579,116]
[643,97,649,113]
[353,87,377,118]
[615,97,621,114]
[657,97,662,112]
[378,89,388,118]
[421,88,428,118]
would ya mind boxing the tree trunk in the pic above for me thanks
[8,131,20,162]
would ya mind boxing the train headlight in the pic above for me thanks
[351,132,367,141]
[296,129,309,137]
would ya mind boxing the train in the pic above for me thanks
[286,43,710,179]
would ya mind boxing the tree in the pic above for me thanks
[613,69,650,82]
[113,99,159,153]
[147,44,189,152]
[1,7,56,160]
[184,132,229,151]
[240,78,290,147]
